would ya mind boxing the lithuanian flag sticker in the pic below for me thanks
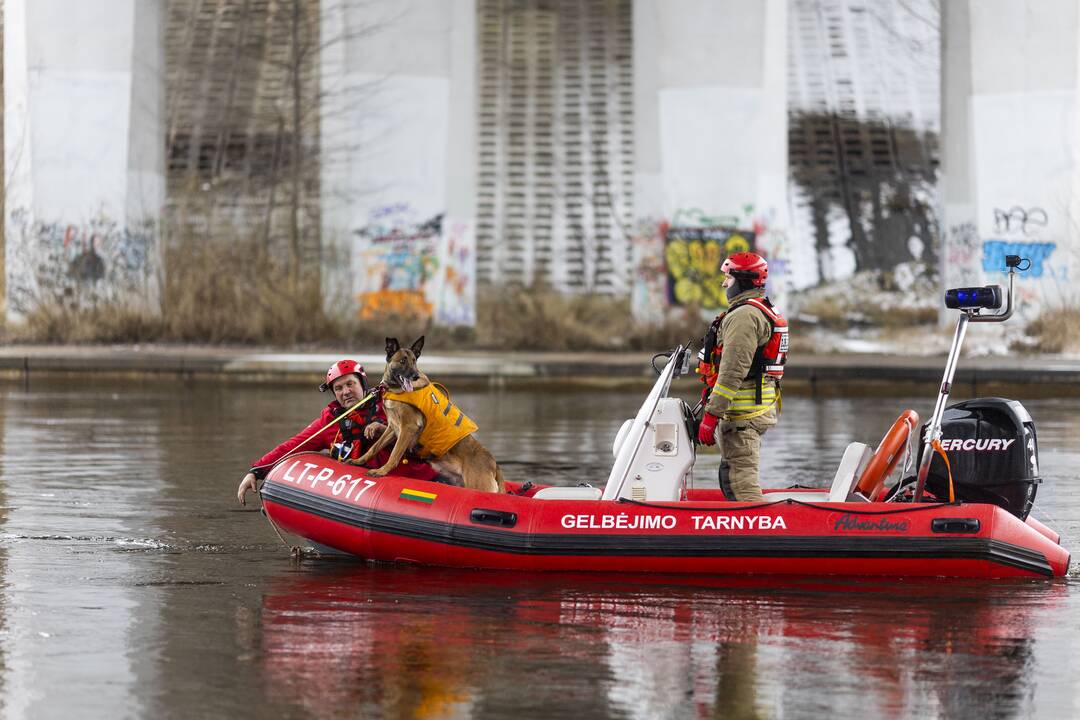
[399,488,437,505]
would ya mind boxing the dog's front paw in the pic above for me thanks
[368,466,391,477]
[352,452,373,466]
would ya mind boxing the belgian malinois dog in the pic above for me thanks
[353,336,505,493]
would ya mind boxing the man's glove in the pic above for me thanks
[697,412,719,445]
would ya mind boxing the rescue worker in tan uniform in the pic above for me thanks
[696,252,788,502]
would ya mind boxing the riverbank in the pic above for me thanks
[0,343,1077,396]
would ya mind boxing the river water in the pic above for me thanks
[0,377,1077,719]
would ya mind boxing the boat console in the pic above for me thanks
[601,348,697,502]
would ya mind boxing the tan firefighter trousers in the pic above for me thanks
[716,404,778,502]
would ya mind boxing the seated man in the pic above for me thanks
[237,359,440,505]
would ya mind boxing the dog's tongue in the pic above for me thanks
[402,377,414,393]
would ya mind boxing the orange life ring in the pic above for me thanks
[855,409,920,501]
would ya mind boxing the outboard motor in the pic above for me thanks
[920,398,1039,520]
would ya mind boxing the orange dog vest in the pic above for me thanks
[383,384,478,458]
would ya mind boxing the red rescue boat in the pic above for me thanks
[261,452,1068,578]
[259,257,1070,579]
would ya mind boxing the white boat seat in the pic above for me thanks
[765,490,830,502]
[827,442,875,502]
[532,486,604,501]
[765,443,874,503]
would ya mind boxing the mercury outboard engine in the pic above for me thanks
[920,398,1040,520]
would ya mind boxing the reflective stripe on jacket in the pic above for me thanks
[383,384,478,458]
[709,380,780,420]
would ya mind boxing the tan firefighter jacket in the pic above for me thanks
[704,288,781,420]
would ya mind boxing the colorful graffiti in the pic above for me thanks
[664,226,754,311]
[982,241,1056,278]
[944,204,1071,321]
[4,207,157,316]
[629,204,791,321]
[353,207,440,321]
[434,220,476,326]
[671,207,742,229]
[352,204,475,326]
[981,205,1062,282]
[944,221,981,286]
[630,218,670,322]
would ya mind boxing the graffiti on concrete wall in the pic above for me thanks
[434,220,476,327]
[671,207,741,229]
[4,207,157,316]
[992,206,1048,236]
[630,205,791,321]
[664,225,754,311]
[982,206,1060,281]
[982,240,1057,278]
[352,204,476,326]
[354,206,441,321]
[630,218,670,323]
[945,204,1070,319]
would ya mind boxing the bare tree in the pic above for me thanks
[164,0,388,289]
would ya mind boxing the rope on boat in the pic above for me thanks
[617,497,955,516]
[261,505,294,547]
[248,387,382,473]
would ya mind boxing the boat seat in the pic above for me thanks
[532,486,604,501]
[827,441,875,502]
[765,490,830,502]
[766,442,874,503]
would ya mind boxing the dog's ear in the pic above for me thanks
[410,335,425,359]
[385,337,400,360]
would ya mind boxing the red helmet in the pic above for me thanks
[319,359,368,393]
[720,252,768,287]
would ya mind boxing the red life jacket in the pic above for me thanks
[698,297,789,392]
[327,401,381,462]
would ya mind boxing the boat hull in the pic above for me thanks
[260,453,1071,579]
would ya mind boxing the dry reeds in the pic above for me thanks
[160,236,337,345]
[1,235,705,353]
[2,232,342,346]
[471,285,703,351]
[1019,308,1080,354]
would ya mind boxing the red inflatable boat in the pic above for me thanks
[259,260,1070,579]
[260,452,1067,578]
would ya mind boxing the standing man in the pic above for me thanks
[237,359,439,505]
[696,252,788,502]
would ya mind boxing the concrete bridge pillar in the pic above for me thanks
[320,0,476,326]
[942,0,1080,319]
[631,0,789,318]
[3,0,164,322]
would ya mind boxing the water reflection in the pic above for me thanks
[255,566,1066,719]
[0,387,167,717]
